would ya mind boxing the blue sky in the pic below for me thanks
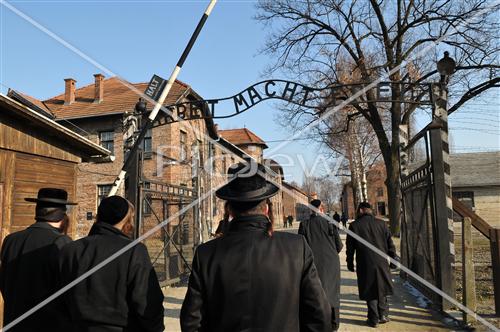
[1,1,498,184]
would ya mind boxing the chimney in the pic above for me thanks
[93,73,105,103]
[64,78,76,105]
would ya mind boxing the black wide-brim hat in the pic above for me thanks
[216,161,279,202]
[25,188,77,205]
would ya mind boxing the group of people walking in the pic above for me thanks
[0,159,397,332]
[0,189,164,331]
[283,214,294,228]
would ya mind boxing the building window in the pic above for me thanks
[209,144,216,173]
[143,128,152,157]
[180,131,187,162]
[97,184,112,206]
[377,187,384,197]
[223,152,228,172]
[453,191,475,209]
[99,131,114,154]
[197,139,204,165]
[377,202,386,216]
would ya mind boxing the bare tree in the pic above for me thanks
[257,0,500,234]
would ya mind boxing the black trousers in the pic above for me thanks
[332,306,340,331]
[366,296,388,322]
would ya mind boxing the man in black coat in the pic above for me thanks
[181,162,331,332]
[299,199,343,331]
[58,196,164,332]
[346,202,397,328]
[0,188,75,332]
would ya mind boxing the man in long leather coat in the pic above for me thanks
[346,202,397,328]
[299,199,343,331]
[181,162,331,332]
[0,188,75,332]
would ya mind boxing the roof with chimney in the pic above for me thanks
[43,76,191,120]
[450,151,500,187]
[218,128,268,148]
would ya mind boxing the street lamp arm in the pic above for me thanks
[448,77,500,115]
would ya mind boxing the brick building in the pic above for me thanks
[282,181,309,222]
[218,128,284,225]
[31,75,219,241]
[219,128,268,162]
[340,161,389,219]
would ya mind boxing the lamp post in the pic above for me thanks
[430,52,457,310]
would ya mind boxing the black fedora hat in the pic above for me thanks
[25,188,77,205]
[216,161,279,202]
[310,199,322,208]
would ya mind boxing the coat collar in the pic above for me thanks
[89,222,130,239]
[28,221,63,233]
[228,215,270,232]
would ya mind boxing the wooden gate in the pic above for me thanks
[400,120,456,309]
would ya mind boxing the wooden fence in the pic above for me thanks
[452,197,500,319]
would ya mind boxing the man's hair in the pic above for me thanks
[228,200,267,216]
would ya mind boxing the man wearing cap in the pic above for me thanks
[299,199,343,331]
[58,196,164,332]
[346,202,397,328]
[181,161,331,332]
[0,188,75,331]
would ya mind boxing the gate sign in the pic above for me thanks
[145,76,431,126]
[145,75,167,101]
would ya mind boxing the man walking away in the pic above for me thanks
[288,215,294,228]
[181,162,331,332]
[299,199,343,332]
[59,196,164,332]
[341,213,348,229]
[333,211,340,224]
[0,188,74,332]
[346,202,397,328]
[214,202,231,237]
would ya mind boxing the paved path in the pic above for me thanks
[163,226,452,331]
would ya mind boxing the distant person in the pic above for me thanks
[0,188,75,332]
[214,202,231,237]
[287,215,294,227]
[346,202,397,328]
[59,196,164,332]
[181,162,331,331]
[341,213,348,229]
[299,199,343,331]
[333,211,340,223]
[283,215,288,228]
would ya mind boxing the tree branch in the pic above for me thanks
[448,77,500,115]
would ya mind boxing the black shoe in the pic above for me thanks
[366,319,378,328]
[379,316,390,324]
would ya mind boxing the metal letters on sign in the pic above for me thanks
[145,76,431,126]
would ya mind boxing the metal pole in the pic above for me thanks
[108,0,217,196]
